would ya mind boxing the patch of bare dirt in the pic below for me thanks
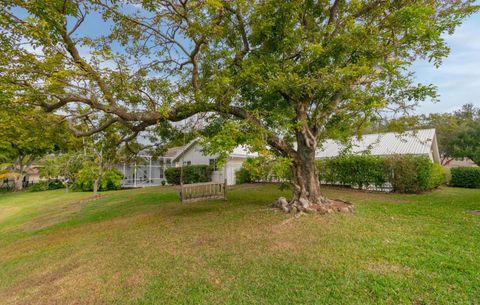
[3,261,83,305]
[0,206,20,224]
[366,262,412,275]
[270,240,296,252]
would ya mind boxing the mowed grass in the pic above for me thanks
[0,184,479,305]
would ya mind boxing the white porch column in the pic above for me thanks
[149,157,152,185]
[134,161,137,188]
[122,163,126,186]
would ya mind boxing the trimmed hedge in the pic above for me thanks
[164,165,212,185]
[450,167,480,188]
[318,155,445,193]
[318,155,388,189]
[385,155,424,193]
[237,155,445,193]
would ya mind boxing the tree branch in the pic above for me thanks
[68,117,119,137]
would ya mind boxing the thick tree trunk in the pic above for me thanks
[291,153,327,206]
[273,129,353,214]
[13,160,25,192]
[13,174,25,192]
[277,142,331,213]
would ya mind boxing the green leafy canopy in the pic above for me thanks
[0,0,478,163]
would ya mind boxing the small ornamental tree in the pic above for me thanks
[1,1,477,211]
[79,124,128,196]
[40,152,86,191]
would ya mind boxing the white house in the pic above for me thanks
[120,128,440,187]
[119,139,257,187]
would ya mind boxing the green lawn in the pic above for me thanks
[0,184,479,305]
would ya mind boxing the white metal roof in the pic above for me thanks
[315,129,436,159]
[229,145,258,158]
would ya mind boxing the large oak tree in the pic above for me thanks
[1,0,477,211]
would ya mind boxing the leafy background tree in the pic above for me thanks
[446,121,480,165]
[372,104,480,165]
[0,100,74,190]
[1,1,477,211]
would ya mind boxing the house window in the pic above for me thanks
[183,160,191,165]
[209,159,218,171]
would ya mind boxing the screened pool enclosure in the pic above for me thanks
[119,155,174,188]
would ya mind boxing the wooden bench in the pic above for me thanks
[180,180,227,203]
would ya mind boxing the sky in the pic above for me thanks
[413,13,480,114]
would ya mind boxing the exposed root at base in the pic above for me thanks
[273,197,354,214]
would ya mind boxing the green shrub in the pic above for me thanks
[318,155,388,188]
[450,167,480,188]
[164,165,212,185]
[386,155,433,193]
[443,166,452,184]
[102,170,123,190]
[238,157,292,183]
[73,166,123,192]
[317,154,444,193]
[28,181,49,192]
[28,180,65,192]
[429,163,447,189]
[235,167,251,184]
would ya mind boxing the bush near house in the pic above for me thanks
[318,155,388,189]
[385,155,427,192]
[72,167,123,192]
[429,163,447,189]
[164,165,212,185]
[28,180,65,192]
[235,167,252,184]
[236,155,446,193]
[318,155,445,193]
[236,157,292,184]
[450,167,480,188]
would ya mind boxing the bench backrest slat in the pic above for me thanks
[180,180,227,203]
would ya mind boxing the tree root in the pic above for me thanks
[273,197,354,214]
